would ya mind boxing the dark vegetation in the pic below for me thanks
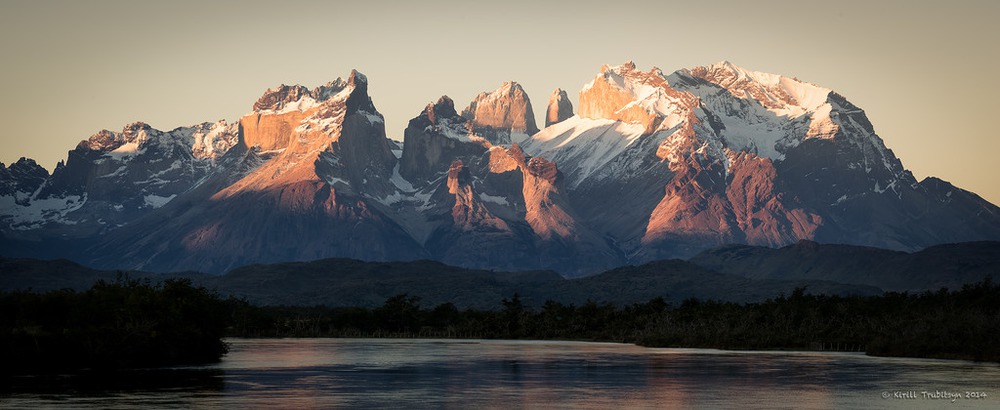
[2,267,997,375]
[1,275,230,374]
[228,278,1000,362]
[0,257,881,308]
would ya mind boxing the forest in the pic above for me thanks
[2,276,998,375]
[227,278,1000,362]
[1,276,230,374]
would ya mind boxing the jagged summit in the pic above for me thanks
[577,60,697,135]
[240,70,384,154]
[399,95,488,183]
[420,96,460,124]
[3,60,1000,276]
[250,69,376,116]
[253,85,312,112]
[229,68,393,197]
[0,157,48,198]
[687,61,832,115]
[405,95,479,145]
[545,88,573,127]
[76,122,151,152]
[461,81,539,145]
[72,121,237,162]
[527,61,704,185]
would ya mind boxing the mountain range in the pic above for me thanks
[4,240,999,309]
[2,61,999,276]
[0,254,885,309]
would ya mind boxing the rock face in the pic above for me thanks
[3,61,1000,276]
[399,96,489,183]
[1,120,237,238]
[525,60,1000,263]
[461,81,539,145]
[545,88,574,127]
[576,61,698,135]
[395,94,621,275]
[0,158,48,198]
[85,70,425,273]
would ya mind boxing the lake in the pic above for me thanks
[2,338,999,409]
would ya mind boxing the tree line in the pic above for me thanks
[1,275,230,374]
[3,276,997,375]
[227,278,1000,362]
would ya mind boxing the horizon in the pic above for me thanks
[1,0,998,205]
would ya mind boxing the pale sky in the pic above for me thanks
[1,0,997,204]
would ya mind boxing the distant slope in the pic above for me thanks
[0,257,165,292]
[2,256,879,309]
[198,258,881,308]
[689,240,1000,291]
[562,260,880,304]
[203,259,563,309]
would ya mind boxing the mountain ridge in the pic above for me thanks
[2,61,999,275]
[7,239,998,308]
[0,252,883,309]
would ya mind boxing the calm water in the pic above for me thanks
[3,338,999,409]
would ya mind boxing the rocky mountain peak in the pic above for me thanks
[7,157,48,181]
[578,61,698,135]
[461,81,539,145]
[253,84,313,112]
[5,59,1000,278]
[73,122,156,153]
[545,88,574,127]
[312,78,348,101]
[7,157,45,174]
[345,69,377,115]
[0,157,50,197]
[250,70,373,116]
[190,120,239,160]
[348,69,367,87]
[399,95,487,183]
[76,129,120,151]
[687,61,830,113]
[121,121,155,142]
[423,96,460,124]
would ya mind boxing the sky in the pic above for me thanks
[1,0,997,204]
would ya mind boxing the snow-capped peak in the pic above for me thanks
[312,78,349,101]
[691,61,831,116]
[252,72,368,116]
[577,61,698,135]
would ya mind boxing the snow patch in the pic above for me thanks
[1,194,87,230]
[263,96,320,115]
[363,112,384,124]
[107,142,143,159]
[478,192,510,206]
[390,164,415,192]
[524,116,647,187]
[326,176,350,186]
[143,194,177,208]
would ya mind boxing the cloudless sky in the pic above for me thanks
[1,0,997,204]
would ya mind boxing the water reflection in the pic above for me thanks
[2,339,999,409]
[0,368,224,395]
